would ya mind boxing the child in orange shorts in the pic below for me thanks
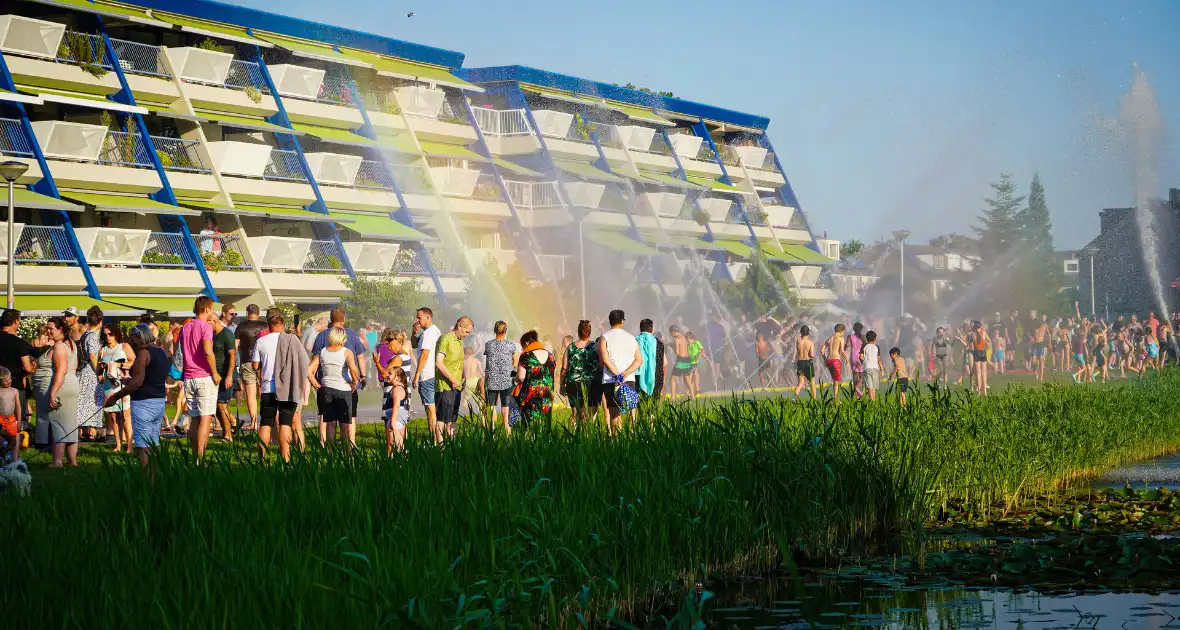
[0,367,21,462]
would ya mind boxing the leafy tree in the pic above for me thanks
[1017,172,1054,255]
[972,173,1024,265]
[1012,171,1061,310]
[713,250,796,316]
[340,275,433,330]
[839,239,864,261]
[928,233,977,251]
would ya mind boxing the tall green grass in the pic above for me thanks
[9,373,1180,628]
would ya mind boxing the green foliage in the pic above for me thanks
[142,251,184,266]
[11,374,1180,627]
[268,302,301,327]
[691,208,710,226]
[973,173,1025,265]
[620,81,674,97]
[574,113,596,141]
[1011,171,1061,310]
[339,274,431,329]
[201,249,244,272]
[194,38,223,52]
[16,315,46,343]
[99,110,114,130]
[746,207,767,225]
[839,238,865,261]
[714,249,795,317]
[243,86,263,104]
[437,111,467,125]
[60,31,108,78]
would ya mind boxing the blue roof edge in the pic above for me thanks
[127,0,465,69]
[457,65,771,131]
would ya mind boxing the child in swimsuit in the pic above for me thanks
[0,367,21,462]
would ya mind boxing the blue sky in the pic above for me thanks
[232,0,1179,249]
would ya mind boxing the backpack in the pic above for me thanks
[170,328,185,380]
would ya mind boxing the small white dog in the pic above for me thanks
[0,460,31,496]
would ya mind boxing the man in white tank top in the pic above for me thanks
[598,309,643,435]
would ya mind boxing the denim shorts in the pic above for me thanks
[418,377,437,406]
[130,397,165,449]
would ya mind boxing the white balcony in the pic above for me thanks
[698,196,733,221]
[763,204,795,228]
[615,125,656,152]
[642,191,686,218]
[0,15,65,60]
[394,86,446,119]
[669,134,703,160]
[531,110,574,138]
[788,265,823,287]
[267,63,325,101]
[74,228,151,265]
[29,121,107,161]
[429,166,480,197]
[732,145,769,169]
[205,141,273,178]
[248,236,313,271]
[0,223,24,261]
[563,181,606,209]
[164,46,234,85]
[303,152,362,187]
[343,241,400,274]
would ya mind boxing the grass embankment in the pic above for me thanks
[9,373,1180,628]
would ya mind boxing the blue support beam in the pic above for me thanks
[658,126,727,281]
[757,135,823,255]
[251,43,356,279]
[97,22,218,301]
[690,120,759,246]
[345,73,448,305]
[0,50,100,299]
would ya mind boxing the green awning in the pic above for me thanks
[611,103,674,126]
[14,189,82,212]
[153,11,268,47]
[375,133,421,154]
[780,243,836,265]
[17,86,144,113]
[59,192,201,216]
[330,211,430,241]
[758,242,794,262]
[419,141,487,162]
[687,176,743,193]
[667,235,724,251]
[638,170,705,190]
[99,296,222,317]
[492,158,542,178]
[197,111,296,135]
[524,85,607,109]
[554,160,624,183]
[712,238,753,259]
[339,48,481,92]
[586,231,659,256]
[11,295,138,317]
[253,32,371,68]
[226,203,346,223]
[30,0,169,28]
[291,123,378,148]
[143,103,206,122]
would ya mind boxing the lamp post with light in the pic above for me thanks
[893,229,911,317]
[0,161,30,310]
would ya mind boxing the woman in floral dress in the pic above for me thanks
[562,320,599,426]
[515,330,554,432]
[76,306,105,440]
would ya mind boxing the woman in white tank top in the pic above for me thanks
[308,327,359,447]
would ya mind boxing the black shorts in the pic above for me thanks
[217,381,235,404]
[259,393,296,428]
[565,381,599,410]
[796,360,815,380]
[897,377,910,393]
[436,388,462,424]
[486,388,512,408]
[319,387,353,424]
[601,381,622,411]
[972,350,988,363]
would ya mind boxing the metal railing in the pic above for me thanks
[715,144,740,166]
[263,149,307,182]
[193,233,251,270]
[757,151,778,172]
[99,131,154,168]
[55,31,111,70]
[0,118,35,157]
[428,247,463,274]
[224,59,269,93]
[587,121,622,148]
[696,143,719,162]
[303,239,347,273]
[563,116,598,144]
[503,180,562,209]
[316,71,352,105]
[353,160,395,190]
[436,99,468,125]
[471,174,503,201]
[388,163,433,194]
[13,226,77,265]
[536,254,568,281]
[152,136,208,173]
[648,133,673,156]
[141,232,196,268]
[471,108,533,137]
[109,38,169,78]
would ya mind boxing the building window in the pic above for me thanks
[1064,261,1079,273]
[934,255,947,269]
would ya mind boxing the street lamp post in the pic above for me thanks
[1081,245,1099,317]
[0,161,31,311]
[893,229,911,318]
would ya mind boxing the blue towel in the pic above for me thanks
[636,332,656,396]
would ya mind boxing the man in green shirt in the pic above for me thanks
[212,305,238,442]
[434,316,473,442]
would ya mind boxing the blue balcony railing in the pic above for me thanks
[55,31,112,71]
[99,131,154,168]
[224,59,270,94]
[392,247,463,277]
[108,38,169,78]
[193,233,251,271]
[14,226,78,266]
[0,118,35,157]
[316,72,352,105]
[141,232,197,268]
[153,136,209,173]
[263,149,306,182]
[303,239,346,273]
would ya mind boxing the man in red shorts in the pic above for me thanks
[821,323,848,405]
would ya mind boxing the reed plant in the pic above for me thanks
[9,372,1180,628]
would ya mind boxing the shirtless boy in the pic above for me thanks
[821,323,848,404]
[792,325,817,401]
[1032,319,1050,381]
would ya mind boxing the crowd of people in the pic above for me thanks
[0,296,1177,466]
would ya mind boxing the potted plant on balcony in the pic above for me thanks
[194,38,223,52]
[746,208,767,225]
[692,209,710,226]
[698,146,717,162]
[472,180,501,200]
[142,251,184,266]
[59,31,108,78]
[575,114,596,141]
[243,85,263,104]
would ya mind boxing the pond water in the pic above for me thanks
[1093,452,1180,490]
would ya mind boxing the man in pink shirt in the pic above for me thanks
[181,295,221,462]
